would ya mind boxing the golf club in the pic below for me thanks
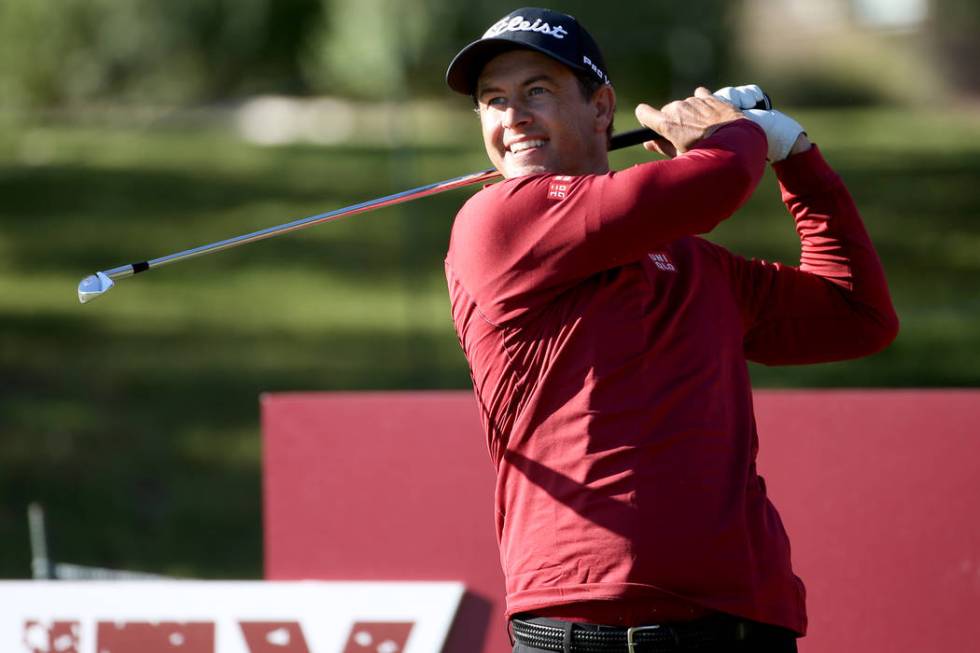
[78,94,771,304]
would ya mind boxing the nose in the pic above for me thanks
[502,101,532,129]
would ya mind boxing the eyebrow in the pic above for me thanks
[477,74,557,100]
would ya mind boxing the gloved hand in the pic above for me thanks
[712,84,770,111]
[713,84,805,162]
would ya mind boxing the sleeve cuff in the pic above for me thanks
[688,118,767,154]
[772,144,841,194]
[706,117,767,144]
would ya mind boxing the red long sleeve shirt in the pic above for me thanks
[444,120,898,634]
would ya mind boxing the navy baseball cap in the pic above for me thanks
[446,7,610,96]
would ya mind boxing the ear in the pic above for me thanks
[592,84,616,134]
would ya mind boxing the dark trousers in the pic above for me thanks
[511,615,799,653]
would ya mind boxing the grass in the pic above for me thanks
[1,105,978,578]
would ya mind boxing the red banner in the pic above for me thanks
[263,390,980,653]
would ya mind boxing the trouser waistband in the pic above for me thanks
[510,614,798,652]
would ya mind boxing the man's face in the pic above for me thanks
[475,49,613,179]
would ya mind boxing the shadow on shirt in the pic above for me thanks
[502,448,638,538]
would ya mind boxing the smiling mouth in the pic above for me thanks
[508,139,547,154]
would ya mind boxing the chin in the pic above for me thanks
[504,162,553,178]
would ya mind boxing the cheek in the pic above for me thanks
[566,107,598,148]
[480,115,503,150]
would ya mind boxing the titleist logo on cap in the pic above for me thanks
[484,15,569,40]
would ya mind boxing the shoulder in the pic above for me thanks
[452,173,600,235]
[461,173,597,210]
[679,235,740,271]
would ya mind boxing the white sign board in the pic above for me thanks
[0,581,465,653]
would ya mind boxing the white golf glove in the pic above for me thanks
[713,84,805,162]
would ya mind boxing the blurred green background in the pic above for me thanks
[1,0,978,579]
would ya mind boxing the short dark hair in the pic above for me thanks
[572,70,604,101]
[571,70,614,143]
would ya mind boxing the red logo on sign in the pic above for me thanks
[23,621,80,653]
[239,622,310,653]
[23,618,416,653]
[342,622,414,653]
[96,621,215,652]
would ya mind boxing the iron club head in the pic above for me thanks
[78,271,115,304]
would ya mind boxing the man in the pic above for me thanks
[444,7,898,652]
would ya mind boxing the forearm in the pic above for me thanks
[776,145,891,306]
[597,121,768,254]
[786,133,812,158]
[742,145,898,364]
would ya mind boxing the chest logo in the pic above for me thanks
[547,176,573,201]
[649,251,677,272]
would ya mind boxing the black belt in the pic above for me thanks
[511,615,769,652]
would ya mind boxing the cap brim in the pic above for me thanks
[445,38,586,96]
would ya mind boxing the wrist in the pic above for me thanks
[786,133,812,158]
[703,115,747,140]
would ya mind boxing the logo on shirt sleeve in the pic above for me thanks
[547,176,573,201]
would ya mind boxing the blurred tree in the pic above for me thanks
[301,0,739,102]
[0,0,739,107]
[302,0,451,98]
[927,0,980,96]
[0,0,322,109]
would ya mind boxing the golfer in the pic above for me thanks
[444,7,898,652]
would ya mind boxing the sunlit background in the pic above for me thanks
[1,0,977,579]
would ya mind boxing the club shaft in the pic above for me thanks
[93,127,658,282]
[101,167,507,281]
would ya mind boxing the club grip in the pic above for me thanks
[608,94,772,153]
[609,128,658,151]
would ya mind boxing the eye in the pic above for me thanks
[486,96,507,107]
[528,86,548,97]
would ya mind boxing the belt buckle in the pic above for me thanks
[626,624,661,653]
